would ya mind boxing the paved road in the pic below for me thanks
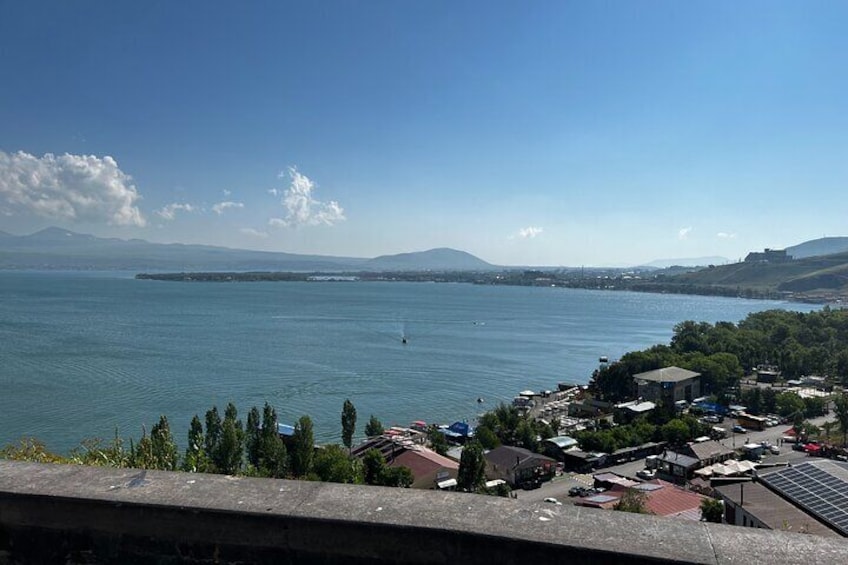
[517,414,839,504]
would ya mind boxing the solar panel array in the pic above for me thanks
[760,461,848,535]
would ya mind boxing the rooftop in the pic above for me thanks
[634,366,701,384]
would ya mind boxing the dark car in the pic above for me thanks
[732,424,746,433]
[568,486,588,497]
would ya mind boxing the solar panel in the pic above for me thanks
[760,460,848,536]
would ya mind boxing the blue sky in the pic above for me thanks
[1,1,846,266]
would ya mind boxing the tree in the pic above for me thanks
[290,415,315,477]
[834,395,848,447]
[457,440,486,493]
[380,465,414,487]
[204,406,222,469]
[700,498,724,523]
[217,403,244,475]
[661,419,691,447]
[428,428,449,456]
[341,399,357,451]
[363,448,386,485]
[614,488,650,514]
[150,415,178,471]
[313,444,360,484]
[245,406,261,468]
[364,414,384,437]
[475,425,500,450]
[258,402,287,478]
[183,415,207,472]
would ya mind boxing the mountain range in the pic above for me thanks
[0,228,495,272]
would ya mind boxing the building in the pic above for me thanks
[575,480,707,520]
[634,366,701,406]
[484,445,556,489]
[744,248,790,263]
[540,436,579,461]
[388,447,459,490]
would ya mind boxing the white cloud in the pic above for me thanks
[271,167,345,227]
[717,232,737,239]
[515,226,543,239]
[240,227,268,238]
[678,227,692,240]
[223,189,232,196]
[0,150,145,226]
[156,202,195,221]
[212,201,244,215]
[268,188,280,196]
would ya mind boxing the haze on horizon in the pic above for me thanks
[1,2,846,267]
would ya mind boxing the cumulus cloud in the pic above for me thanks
[0,150,145,226]
[212,201,244,215]
[517,226,543,239]
[271,167,345,227]
[717,232,737,239]
[223,189,231,196]
[240,227,268,238]
[678,227,692,240]
[156,202,195,221]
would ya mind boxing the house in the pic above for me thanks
[634,367,701,406]
[681,440,735,467]
[484,445,556,489]
[541,436,579,461]
[575,480,707,520]
[655,451,700,483]
[387,447,459,490]
[613,400,656,423]
[714,481,839,537]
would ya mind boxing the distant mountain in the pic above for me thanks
[364,248,495,271]
[638,256,731,269]
[0,228,493,272]
[786,237,848,259]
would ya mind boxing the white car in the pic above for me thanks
[637,468,656,480]
[544,497,562,505]
[769,445,780,455]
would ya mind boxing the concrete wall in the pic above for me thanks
[1,460,846,565]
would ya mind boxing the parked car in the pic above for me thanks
[636,468,657,480]
[544,497,562,505]
[568,486,589,497]
[769,445,780,455]
[732,424,746,433]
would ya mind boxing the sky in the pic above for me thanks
[1,1,847,267]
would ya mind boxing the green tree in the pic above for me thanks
[217,403,244,475]
[183,415,207,472]
[245,406,261,468]
[700,498,724,523]
[363,448,386,485]
[834,395,848,446]
[364,414,384,437]
[457,440,486,493]
[428,428,449,456]
[341,399,357,451]
[290,415,315,477]
[258,403,287,477]
[313,444,360,484]
[776,392,805,419]
[149,415,178,471]
[379,465,414,487]
[614,488,651,514]
[661,419,691,447]
[475,424,501,450]
[204,406,222,470]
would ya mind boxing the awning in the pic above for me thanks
[437,478,457,489]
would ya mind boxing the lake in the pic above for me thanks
[0,271,817,453]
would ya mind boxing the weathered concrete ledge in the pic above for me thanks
[1,460,845,564]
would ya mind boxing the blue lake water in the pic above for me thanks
[0,271,817,453]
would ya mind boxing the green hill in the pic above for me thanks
[648,251,848,302]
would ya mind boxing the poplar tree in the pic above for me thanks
[341,399,357,451]
[183,415,207,472]
[260,402,287,478]
[246,406,261,468]
[290,415,314,477]
[364,414,384,437]
[457,440,486,492]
